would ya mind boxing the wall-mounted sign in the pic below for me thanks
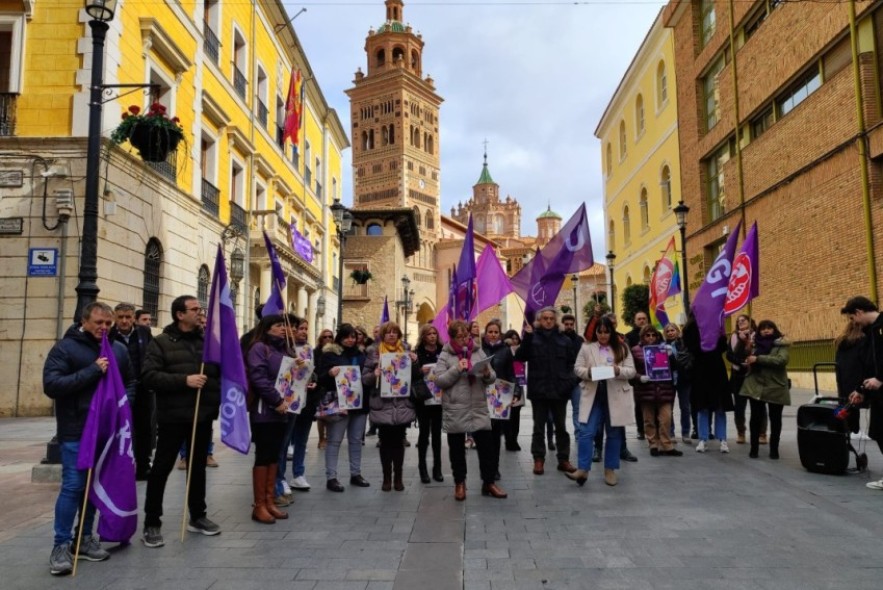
[28,248,58,277]
[0,217,24,235]
[0,171,24,187]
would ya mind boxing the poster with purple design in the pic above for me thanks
[380,353,412,398]
[485,379,515,420]
[422,363,443,406]
[274,356,313,414]
[643,344,672,382]
[335,365,363,410]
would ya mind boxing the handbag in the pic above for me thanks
[410,378,435,402]
[317,389,344,423]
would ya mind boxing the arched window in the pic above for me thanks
[366,223,383,236]
[382,126,389,146]
[605,143,612,176]
[608,219,616,250]
[622,205,631,244]
[388,124,395,145]
[414,206,421,227]
[639,188,649,230]
[635,94,645,136]
[643,265,651,284]
[618,120,627,160]
[411,49,419,71]
[143,238,162,326]
[361,131,368,151]
[376,49,385,67]
[426,134,434,154]
[425,210,434,229]
[661,165,672,210]
[197,265,210,309]
[368,129,375,149]
[392,47,405,63]
[657,60,668,107]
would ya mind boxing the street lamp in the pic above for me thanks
[606,251,616,314]
[571,273,579,328]
[330,198,353,327]
[73,0,118,323]
[673,200,691,311]
[398,274,413,344]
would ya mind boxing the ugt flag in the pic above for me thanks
[204,246,252,454]
[692,221,742,351]
[76,334,138,543]
[262,230,286,316]
[723,222,759,317]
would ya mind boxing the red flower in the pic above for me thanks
[128,105,140,115]
[122,113,129,120]
[171,117,180,124]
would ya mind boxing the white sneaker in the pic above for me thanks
[866,478,883,490]
[280,479,292,496]
[720,441,730,454]
[286,445,294,459]
[696,441,707,453]
[290,475,311,490]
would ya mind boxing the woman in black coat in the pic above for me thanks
[412,324,444,484]
[682,315,731,453]
[835,318,868,436]
[481,319,513,481]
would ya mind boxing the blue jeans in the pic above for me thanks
[324,413,368,480]
[669,382,692,438]
[277,410,315,494]
[697,408,727,442]
[577,389,623,472]
[570,384,581,463]
[54,441,96,547]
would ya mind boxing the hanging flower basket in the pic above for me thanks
[350,269,373,284]
[111,103,185,163]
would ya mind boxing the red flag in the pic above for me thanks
[283,69,304,149]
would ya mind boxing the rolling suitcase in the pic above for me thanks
[797,397,850,475]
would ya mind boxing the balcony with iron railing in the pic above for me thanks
[146,150,177,182]
[257,99,268,129]
[203,23,220,65]
[0,93,18,136]
[230,200,247,233]
[233,65,247,99]
[201,178,220,217]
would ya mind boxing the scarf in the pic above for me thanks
[754,334,776,356]
[379,340,404,354]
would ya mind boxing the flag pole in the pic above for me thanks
[181,362,205,543]
[277,278,295,350]
[71,468,94,577]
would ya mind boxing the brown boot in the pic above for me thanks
[454,481,466,501]
[251,467,276,524]
[481,482,508,498]
[533,458,544,475]
[265,464,288,520]
[557,460,577,473]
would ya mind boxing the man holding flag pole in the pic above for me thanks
[43,301,135,576]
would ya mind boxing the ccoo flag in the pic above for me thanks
[76,334,138,543]
[723,222,760,317]
[204,246,252,454]
[691,221,742,351]
[262,230,286,316]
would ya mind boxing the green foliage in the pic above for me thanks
[582,293,610,320]
[621,284,649,327]
[560,305,572,314]
[350,269,373,284]
[111,103,184,145]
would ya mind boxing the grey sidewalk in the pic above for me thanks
[3,388,883,590]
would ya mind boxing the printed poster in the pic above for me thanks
[422,363,443,406]
[335,365,363,410]
[486,379,515,420]
[274,355,313,414]
[643,344,672,382]
[380,352,411,398]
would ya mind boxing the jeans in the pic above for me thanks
[531,399,570,461]
[54,441,97,547]
[570,384,581,462]
[669,382,692,438]
[697,408,727,442]
[448,429,497,484]
[278,405,316,488]
[324,413,368,480]
[577,388,623,472]
[145,420,212,528]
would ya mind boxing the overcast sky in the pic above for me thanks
[289,0,665,259]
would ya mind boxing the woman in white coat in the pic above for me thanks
[568,316,636,487]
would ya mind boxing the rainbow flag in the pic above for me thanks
[648,237,678,329]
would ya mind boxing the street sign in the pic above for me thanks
[28,248,58,277]
[0,217,23,234]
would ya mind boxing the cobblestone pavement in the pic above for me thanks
[3,388,883,589]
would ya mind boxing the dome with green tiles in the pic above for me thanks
[377,20,407,33]
[537,206,561,220]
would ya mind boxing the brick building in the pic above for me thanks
[665,0,883,387]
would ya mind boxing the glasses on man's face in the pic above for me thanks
[186,307,202,313]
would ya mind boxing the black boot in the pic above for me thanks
[418,446,430,484]
[393,447,405,491]
[769,435,780,460]
[432,440,444,482]
[380,446,392,491]
[749,430,759,458]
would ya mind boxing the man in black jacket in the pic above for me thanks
[515,306,578,475]
[141,295,221,548]
[43,301,134,575]
[110,302,154,480]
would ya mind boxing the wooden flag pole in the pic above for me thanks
[71,468,94,577]
[181,362,205,543]
[276,278,295,350]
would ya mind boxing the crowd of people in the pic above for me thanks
[41,293,883,576]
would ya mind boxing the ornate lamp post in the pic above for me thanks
[673,200,691,311]
[571,273,579,328]
[330,198,353,327]
[397,274,413,344]
[606,251,616,314]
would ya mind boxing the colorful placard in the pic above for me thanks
[486,379,515,420]
[643,344,672,382]
[335,365,363,410]
[380,352,411,398]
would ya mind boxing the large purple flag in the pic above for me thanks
[381,296,390,324]
[262,230,286,316]
[692,221,743,351]
[523,247,548,324]
[512,204,594,301]
[432,304,451,345]
[76,334,138,543]
[290,224,314,263]
[470,245,515,320]
[204,246,252,454]
[724,222,760,317]
[453,216,477,320]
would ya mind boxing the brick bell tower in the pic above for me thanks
[346,1,444,327]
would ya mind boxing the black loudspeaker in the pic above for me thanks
[797,398,850,475]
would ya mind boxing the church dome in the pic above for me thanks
[537,205,561,220]
[377,20,407,33]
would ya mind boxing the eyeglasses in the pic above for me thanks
[321,335,333,340]
[185,307,203,313]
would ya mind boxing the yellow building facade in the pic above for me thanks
[0,1,347,416]
[595,10,685,326]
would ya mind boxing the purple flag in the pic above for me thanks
[76,334,138,543]
[204,246,252,454]
[448,264,457,322]
[724,222,760,317]
[381,296,390,324]
[470,245,515,320]
[453,216,477,320]
[512,204,594,301]
[523,247,548,324]
[692,221,743,351]
[432,304,451,345]
[290,224,314,263]
[262,230,286,316]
